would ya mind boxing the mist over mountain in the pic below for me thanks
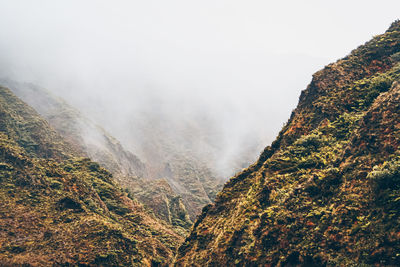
[2,1,398,180]
[0,86,183,265]
[177,20,400,266]
[1,1,400,266]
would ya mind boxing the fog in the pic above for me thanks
[0,0,399,178]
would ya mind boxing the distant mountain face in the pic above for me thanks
[0,86,183,265]
[116,108,259,220]
[2,79,227,221]
[2,80,146,179]
[176,21,400,266]
[1,69,263,223]
[0,80,194,231]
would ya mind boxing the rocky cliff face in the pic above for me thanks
[0,86,183,266]
[176,21,400,266]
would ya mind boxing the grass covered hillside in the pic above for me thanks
[1,80,147,179]
[1,80,193,233]
[176,21,400,266]
[0,86,182,266]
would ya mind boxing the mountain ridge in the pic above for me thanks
[0,80,194,232]
[176,20,400,266]
[0,86,183,265]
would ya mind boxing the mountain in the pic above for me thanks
[1,80,147,179]
[176,21,400,266]
[2,79,222,223]
[116,111,226,220]
[0,80,193,232]
[0,86,183,265]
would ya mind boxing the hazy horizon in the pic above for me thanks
[0,0,399,177]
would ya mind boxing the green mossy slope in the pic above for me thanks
[1,81,196,231]
[0,87,182,266]
[176,21,400,266]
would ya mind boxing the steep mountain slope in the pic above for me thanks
[1,80,146,179]
[176,21,400,266]
[3,80,220,222]
[1,80,193,231]
[0,86,80,161]
[122,113,226,220]
[0,86,183,265]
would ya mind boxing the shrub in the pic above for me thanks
[390,51,400,62]
[294,133,323,150]
[368,158,400,191]
[331,113,360,139]
[361,74,393,108]
[368,74,393,93]
[95,182,115,199]
[105,199,130,215]
[57,196,83,212]
[88,162,101,172]
[49,179,63,190]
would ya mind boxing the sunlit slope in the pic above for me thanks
[177,21,400,266]
[0,86,182,266]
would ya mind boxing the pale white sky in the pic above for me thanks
[0,0,399,175]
